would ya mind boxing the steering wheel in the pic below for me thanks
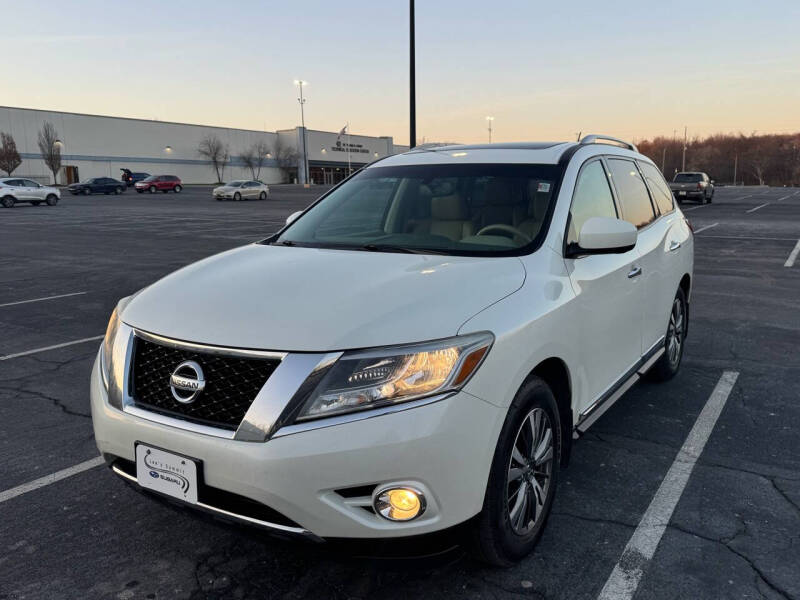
[476,224,533,245]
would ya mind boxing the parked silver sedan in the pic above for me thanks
[213,180,270,201]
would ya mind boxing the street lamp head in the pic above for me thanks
[486,116,494,121]
[164,145,172,153]
[54,139,64,148]
[294,79,307,87]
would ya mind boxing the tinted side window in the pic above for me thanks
[607,159,655,229]
[567,160,618,246]
[639,162,674,215]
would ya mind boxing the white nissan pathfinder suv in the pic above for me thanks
[92,135,693,565]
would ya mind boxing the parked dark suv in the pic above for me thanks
[134,175,183,194]
[120,169,150,188]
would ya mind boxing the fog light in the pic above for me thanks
[374,487,426,521]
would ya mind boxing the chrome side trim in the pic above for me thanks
[234,352,342,442]
[132,328,287,360]
[271,392,455,439]
[110,465,318,540]
[574,337,665,437]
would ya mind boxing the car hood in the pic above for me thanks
[120,244,526,351]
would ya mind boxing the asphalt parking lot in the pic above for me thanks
[1,184,799,600]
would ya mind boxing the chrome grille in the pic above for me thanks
[131,337,280,430]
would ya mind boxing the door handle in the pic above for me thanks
[627,266,642,279]
[668,240,681,252]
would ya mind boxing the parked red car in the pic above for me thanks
[134,175,182,194]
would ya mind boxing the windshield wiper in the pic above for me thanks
[272,240,296,247]
[359,244,446,255]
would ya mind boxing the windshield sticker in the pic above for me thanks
[537,182,551,193]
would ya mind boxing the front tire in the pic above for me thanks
[468,377,560,566]
[645,287,688,382]
[174,185,182,193]
[233,192,241,201]
[149,186,157,194]
[259,191,267,200]
[84,188,90,195]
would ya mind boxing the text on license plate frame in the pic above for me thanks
[135,443,200,504]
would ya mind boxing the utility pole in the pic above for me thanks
[661,146,667,174]
[486,116,494,143]
[681,126,687,171]
[294,80,309,184]
[733,152,738,186]
[409,0,416,148]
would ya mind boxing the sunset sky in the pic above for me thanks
[5,0,800,145]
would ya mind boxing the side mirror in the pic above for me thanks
[286,211,303,226]
[572,216,637,256]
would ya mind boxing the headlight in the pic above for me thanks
[294,332,493,422]
[100,307,120,389]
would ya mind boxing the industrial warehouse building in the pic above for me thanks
[0,106,409,186]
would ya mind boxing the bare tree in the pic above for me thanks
[239,145,257,179]
[253,140,271,181]
[197,134,230,183]
[0,132,22,176]
[272,137,299,183]
[37,122,62,184]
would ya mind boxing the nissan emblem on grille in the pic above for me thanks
[169,360,206,404]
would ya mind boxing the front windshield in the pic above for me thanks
[225,181,245,187]
[275,163,561,255]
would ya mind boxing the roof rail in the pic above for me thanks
[579,134,638,153]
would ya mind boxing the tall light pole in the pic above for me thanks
[681,126,687,172]
[294,79,309,184]
[486,116,494,143]
[409,0,416,148]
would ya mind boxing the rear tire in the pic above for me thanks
[259,191,266,200]
[645,287,688,382]
[46,194,59,206]
[84,188,90,195]
[1,196,15,208]
[174,185,182,193]
[467,377,560,566]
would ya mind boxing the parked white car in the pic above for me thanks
[0,177,60,207]
[213,180,270,201]
[92,135,693,565]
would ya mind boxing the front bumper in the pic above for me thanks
[90,353,503,539]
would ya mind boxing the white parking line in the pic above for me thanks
[681,204,707,212]
[0,456,105,504]
[745,202,769,213]
[692,222,718,234]
[776,193,794,202]
[0,335,103,361]
[0,291,87,308]
[699,235,798,242]
[597,371,739,600]
[785,240,800,268]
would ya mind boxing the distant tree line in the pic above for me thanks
[0,122,63,183]
[637,132,800,186]
[197,134,299,183]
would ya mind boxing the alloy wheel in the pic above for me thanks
[506,407,554,535]
[666,297,685,366]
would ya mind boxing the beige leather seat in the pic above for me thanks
[413,191,474,241]
[478,179,527,230]
[517,181,552,239]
